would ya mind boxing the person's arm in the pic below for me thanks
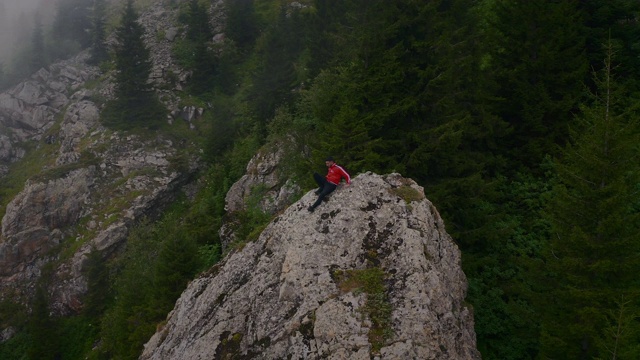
[341,167,351,184]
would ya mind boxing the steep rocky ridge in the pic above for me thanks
[142,172,479,359]
[0,2,205,316]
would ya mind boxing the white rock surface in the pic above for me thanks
[142,172,479,359]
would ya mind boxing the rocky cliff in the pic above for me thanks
[142,172,479,359]
[0,2,203,316]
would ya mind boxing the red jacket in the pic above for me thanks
[326,164,351,185]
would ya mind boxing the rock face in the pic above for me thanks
[0,4,204,315]
[224,144,299,215]
[220,143,300,248]
[142,172,479,359]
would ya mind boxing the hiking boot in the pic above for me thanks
[307,206,315,212]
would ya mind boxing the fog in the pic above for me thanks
[0,0,55,67]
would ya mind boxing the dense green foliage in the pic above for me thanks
[540,44,640,359]
[1,0,639,359]
[102,0,165,129]
[174,0,217,95]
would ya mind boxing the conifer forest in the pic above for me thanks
[0,0,639,359]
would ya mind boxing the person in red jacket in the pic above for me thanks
[308,156,351,212]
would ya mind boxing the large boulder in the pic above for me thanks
[142,172,479,359]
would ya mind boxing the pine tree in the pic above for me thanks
[27,286,59,359]
[312,68,383,173]
[224,0,259,52]
[153,232,199,311]
[185,0,212,42]
[540,42,640,359]
[83,248,111,320]
[248,4,302,139]
[579,0,640,94]
[103,0,165,128]
[28,16,46,73]
[488,0,588,170]
[185,0,216,95]
[51,0,93,51]
[89,0,109,65]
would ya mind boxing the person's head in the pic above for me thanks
[324,156,335,167]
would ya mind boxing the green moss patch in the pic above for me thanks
[390,185,424,204]
[332,267,393,353]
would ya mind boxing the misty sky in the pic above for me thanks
[0,0,53,66]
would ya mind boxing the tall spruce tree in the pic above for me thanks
[185,0,215,95]
[224,0,259,52]
[27,286,59,359]
[89,0,109,65]
[83,248,111,320]
[252,5,303,125]
[488,0,587,170]
[103,0,164,128]
[51,0,93,52]
[28,16,46,73]
[540,43,640,359]
[579,0,640,94]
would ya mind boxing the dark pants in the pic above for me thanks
[311,172,337,210]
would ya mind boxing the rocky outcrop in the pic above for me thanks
[0,3,205,315]
[0,168,93,277]
[139,2,186,88]
[0,53,98,155]
[225,144,299,215]
[220,143,300,248]
[142,172,479,359]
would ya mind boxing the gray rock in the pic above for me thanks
[165,27,179,41]
[0,168,94,281]
[141,172,480,360]
[212,33,225,44]
[177,105,203,123]
[12,81,44,104]
[225,144,299,215]
[0,135,14,162]
[222,144,300,248]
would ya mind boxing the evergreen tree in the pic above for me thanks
[579,0,640,94]
[185,0,216,94]
[224,0,259,52]
[540,43,640,359]
[83,248,111,320]
[99,222,159,359]
[102,0,165,128]
[310,68,383,172]
[488,0,588,170]
[28,16,46,73]
[185,0,212,43]
[27,286,59,360]
[50,0,93,60]
[89,0,109,65]
[253,5,307,121]
[153,231,199,311]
